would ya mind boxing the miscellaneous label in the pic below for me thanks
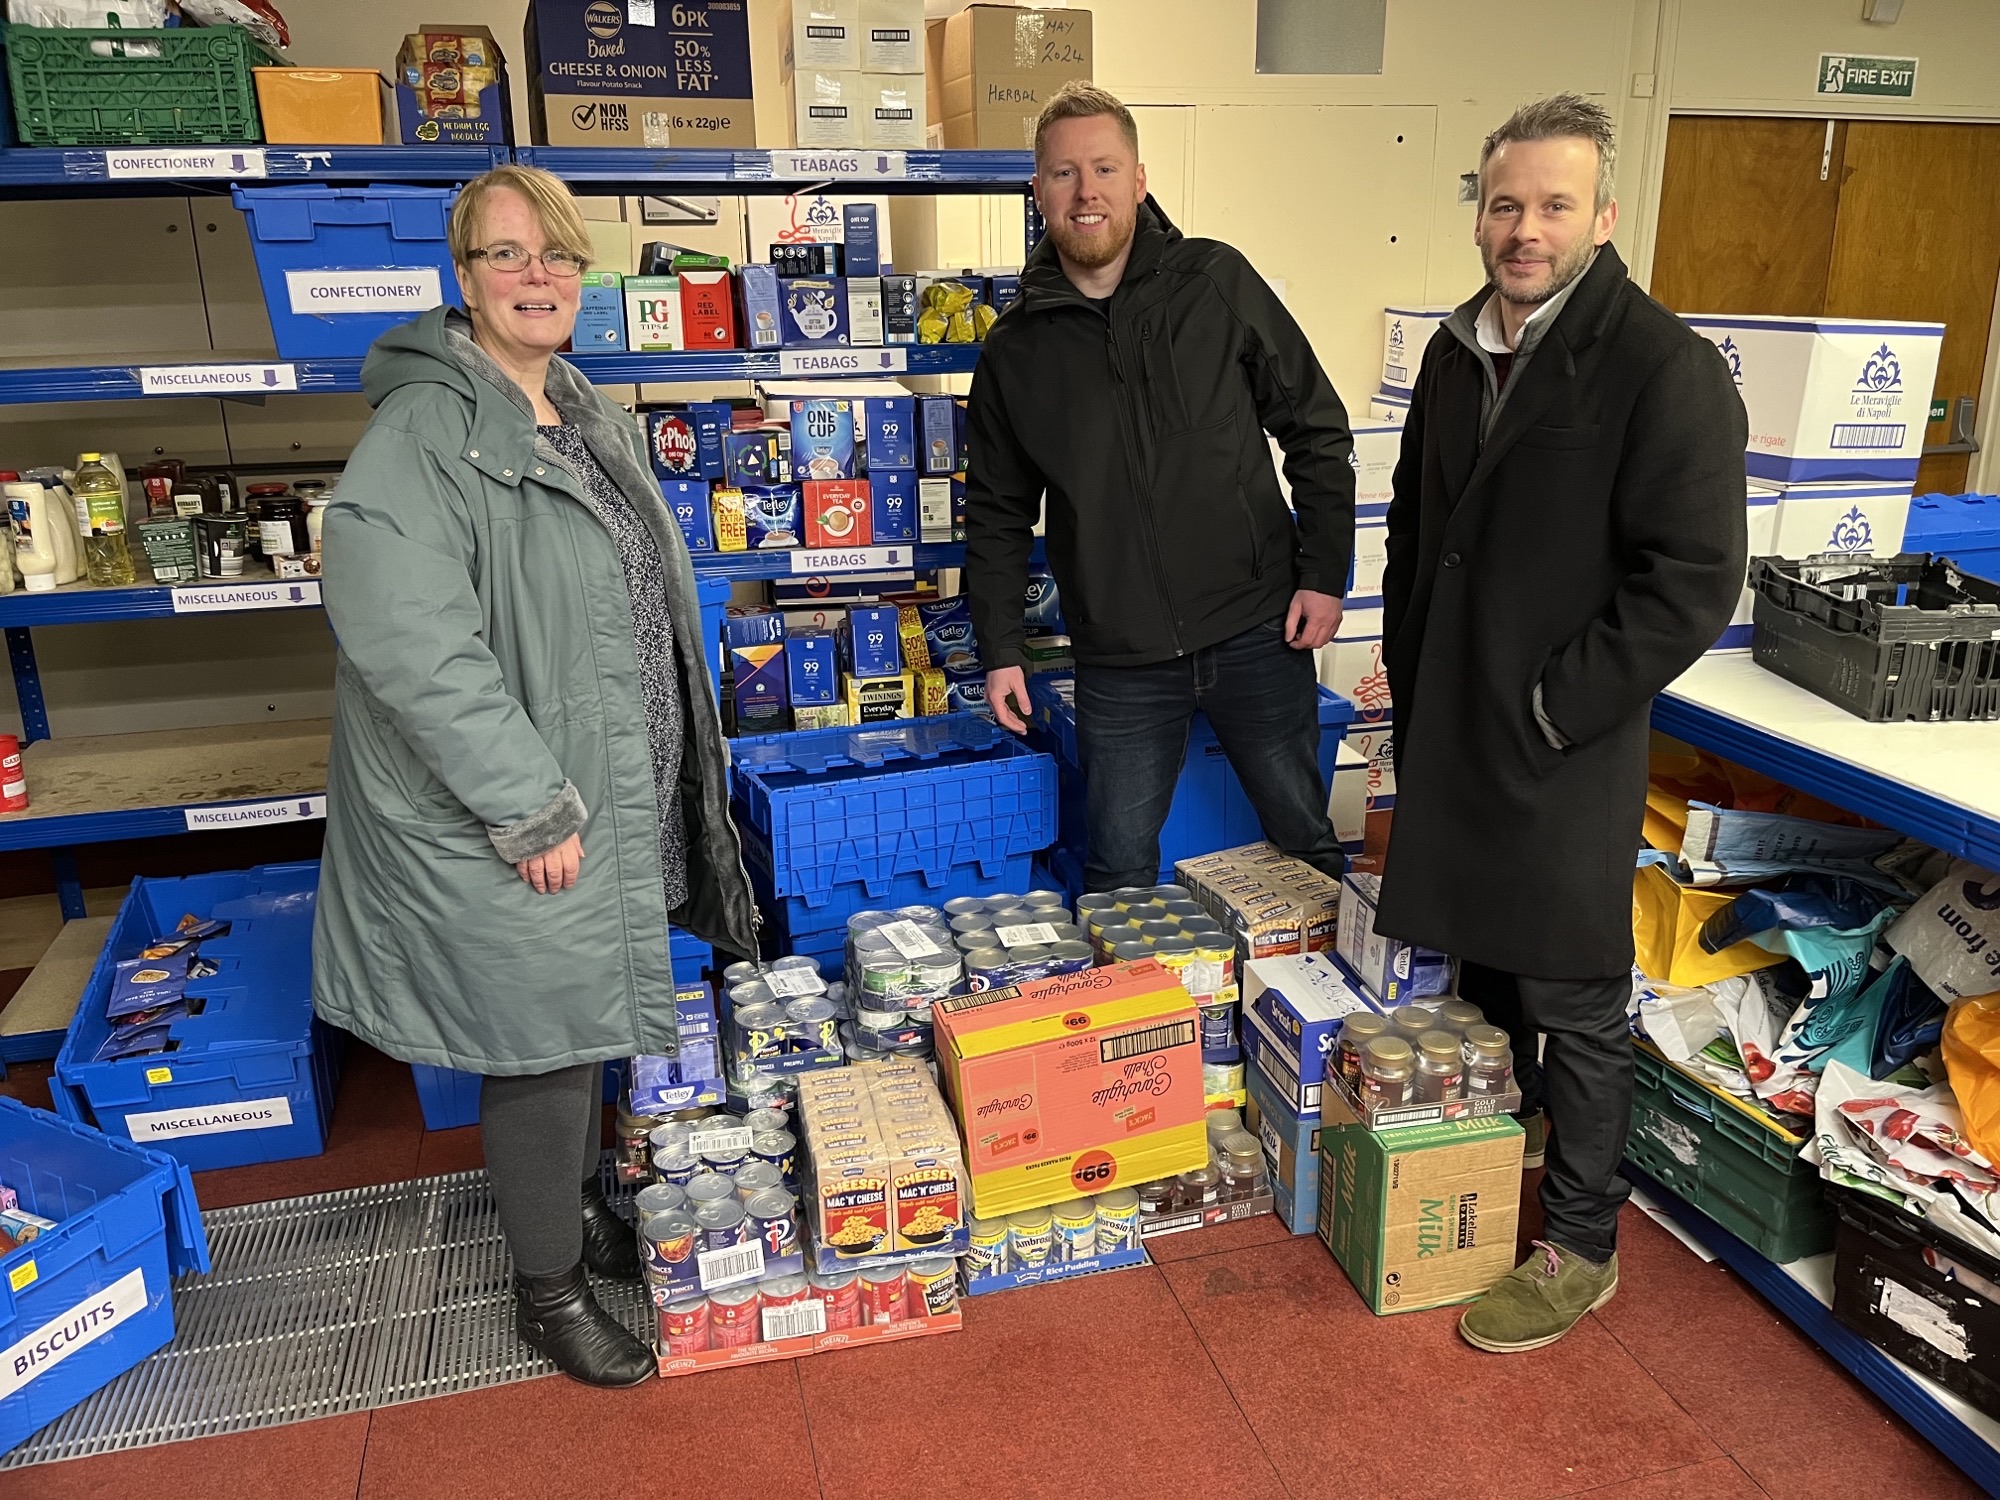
[285,268,443,317]
[993,922,1060,948]
[788,546,914,575]
[880,920,943,959]
[139,364,297,396]
[696,1241,765,1291]
[0,1268,148,1401]
[761,1298,826,1341]
[170,581,321,614]
[125,1096,296,1140]
[184,797,326,832]
[103,147,267,179]
[779,348,910,377]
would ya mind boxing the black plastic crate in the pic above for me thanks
[1749,552,2000,722]
[1830,1184,2000,1420]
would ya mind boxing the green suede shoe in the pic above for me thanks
[1459,1240,1618,1353]
[1520,1111,1547,1169]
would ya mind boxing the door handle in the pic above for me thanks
[1923,395,1981,456]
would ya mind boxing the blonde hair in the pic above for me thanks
[448,164,593,268]
[1034,81,1137,165]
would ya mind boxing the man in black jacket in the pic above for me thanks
[965,82,1356,892]
[1379,95,1747,1352]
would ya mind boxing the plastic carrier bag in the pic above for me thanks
[1887,863,2000,1003]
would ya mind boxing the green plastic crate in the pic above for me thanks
[1626,1039,1835,1263]
[5,23,283,146]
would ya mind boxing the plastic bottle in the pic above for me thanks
[0,473,18,594]
[20,469,81,583]
[5,481,59,593]
[74,454,134,586]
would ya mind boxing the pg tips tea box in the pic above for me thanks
[1682,314,1943,483]
[933,958,1208,1219]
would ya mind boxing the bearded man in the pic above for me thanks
[1376,93,1748,1352]
[963,81,1357,893]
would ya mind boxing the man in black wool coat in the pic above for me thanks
[1377,93,1748,1353]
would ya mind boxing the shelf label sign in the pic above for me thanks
[184,796,327,832]
[788,546,917,575]
[171,581,321,614]
[125,1096,296,1141]
[769,149,907,179]
[778,348,909,377]
[0,1268,148,1403]
[1817,54,1917,97]
[285,269,444,317]
[103,147,268,179]
[140,364,298,396]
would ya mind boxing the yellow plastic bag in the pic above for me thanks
[1631,863,1783,987]
[1943,997,2000,1163]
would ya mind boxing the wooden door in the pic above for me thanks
[1825,122,2000,495]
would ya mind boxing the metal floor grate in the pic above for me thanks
[3,1159,648,1469]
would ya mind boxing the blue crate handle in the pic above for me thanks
[732,713,1007,777]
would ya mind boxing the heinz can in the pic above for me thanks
[809,1269,862,1331]
[760,1272,813,1339]
[1093,1188,1141,1253]
[1052,1199,1098,1263]
[907,1257,959,1318]
[659,1295,710,1355]
[858,1267,908,1326]
[965,1216,1009,1281]
[707,1285,762,1349]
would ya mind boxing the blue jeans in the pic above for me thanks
[1074,618,1344,893]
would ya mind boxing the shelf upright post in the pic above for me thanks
[49,850,84,921]
[1024,189,1045,260]
[6,626,49,744]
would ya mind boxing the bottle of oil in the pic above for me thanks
[74,454,134,586]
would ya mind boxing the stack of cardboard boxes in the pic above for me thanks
[1314,413,1402,816]
[931,3,1094,150]
[779,0,928,149]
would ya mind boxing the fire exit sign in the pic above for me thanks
[1818,54,1918,97]
[1931,399,1948,422]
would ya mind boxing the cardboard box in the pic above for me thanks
[1368,394,1410,427]
[526,0,755,147]
[842,204,880,276]
[679,268,736,349]
[934,958,1209,1219]
[1241,1002,1319,1118]
[805,479,872,547]
[845,276,885,345]
[724,427,790,488]
[845,670,915,722]
[882,273,918,344]
[871,469,918,542]
[254,68,390,145]
[862,72,926,149]
[395,25,511,145]
[1330,741,1369,849]
[1174,843,1343,965]
[1713,483,1779,653]
[780,0,861,71]
[1763,477,1912,558]
[624,275,683,351]
[712,487,747,551]
[918,394,960,475]
[1247,1057,1321,1236]
[1350,520,1387,598]
[791,398,860,480]
[939,3,1093,150]
[1315,1089,1523,1315]
[1316,638,1391,725]
[862,395,915,471]
[840,603,901,677]
[1346,724,1395,809]
[739,264,783,350]
[787,630,840,706]
[574,271,626,351]
[662,479,713,552]
[780,277,849,347]
[648,403,729,481]
[786,67,866,148]
[1349,424,1401,510]
[1682,314,1943,483]
[793,703,852,729]
[918,477,954,542]
[1244,953,1376,1101]
[743,484,803,549]
[861,0,925,71]
[1336,871,1454,1006]
[726,609,787,729]
[796,1060,969,1272]
[1379,306,1452,397]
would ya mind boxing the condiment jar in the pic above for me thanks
[1415,1030,1466,1103]
[245,482,291,558]
[139,458,184,517]
[1337,1012,1388,1090]
[1463,1024,1517,1098]
[1438,999,1485,1035]
[1175,1163,1221,1210]
[1360,1036,1416,1110]
[1218,1131,1264,1201]
[1388,1004,1439,1048]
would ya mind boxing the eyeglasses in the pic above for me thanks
[466,244,587,278]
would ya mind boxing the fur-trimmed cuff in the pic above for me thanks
[488,780,588,862]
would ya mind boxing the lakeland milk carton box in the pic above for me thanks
[933,958,1208,1219]
[1763,477,1912,559]
[1379,306,1453,397]
[1681,314,1942,483]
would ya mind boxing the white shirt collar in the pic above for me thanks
[1475,249,1597,354]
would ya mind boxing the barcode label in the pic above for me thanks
[697,1241,765,1290]
[1100,1018,1197,1063]
[1829,422,1907,450]
[766,969,824,999]
[994,922,1060,947]
[762,1298,828,1342]
[880,920,943,959]
[688,1126,754,1156]
[1384,361,1409,384]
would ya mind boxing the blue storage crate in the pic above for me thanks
[51,863,341,1172]
[0,1096,210,1454]
[699,574,731,708]
[1907,492,2000,585]
[231,184,460,359]
[1032,683,1354,885]
[730,715,1056,939]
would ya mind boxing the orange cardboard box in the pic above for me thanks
[933,958,1208,1219]
[253,69,391,145]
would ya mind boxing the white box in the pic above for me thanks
[1329,741,1369,849]
[1316,638,1391,723]
[859,0,924,70]
[1763,477,1912,559]
[1346,725,1395,809]
[844,276,884,345]
[748,192,893,258]
[1380,306,1453,396]
[1368,395,1410,427]
[861,72,925,149]
[1350,423,1400,508]
[786,69,866,148]
[1350,521,1387,598]
[1680,314,1942,484]
[781,0,862,72]
[624,277,682,352]
[1335,599,1382,641]
[1713,483,1779,653]
[1337,871,1456,1007]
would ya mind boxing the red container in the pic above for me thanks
[803,479,872,548]
[858,1268,906,1327]
[659,1296,710,1356]
[708,1286,762,1349]
[0,735,27,812]
[812,1272,861,1331]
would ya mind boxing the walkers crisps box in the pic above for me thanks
[1315,1090,1523,1314]
[525,0,755,147]
[934,958,1207,1218]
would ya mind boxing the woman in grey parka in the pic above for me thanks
[313,165,757,1386]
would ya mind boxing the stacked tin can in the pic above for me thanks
[1076,885,1241,1057]
[961,1188,1143,1283]
[718,954,850,1113]
[840,906,967,1069]
[945,890,1095,991]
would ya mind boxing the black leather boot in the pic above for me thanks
[581,1180,642,1281]
[514,1264,654,1387]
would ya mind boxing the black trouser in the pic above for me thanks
[1456,962,1632,1264]
[481,1063,602,1277]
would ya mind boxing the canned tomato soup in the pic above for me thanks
[907,1258,959,1317]
[859,1267,908,1326]
[659,1295,709,1356]
[809,1269,861,1331]
[707,1285,763,1349]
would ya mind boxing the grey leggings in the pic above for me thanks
[481,1063,603,1278]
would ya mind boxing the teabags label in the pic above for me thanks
[104,148,266,179]
[0,1268,148,1401]
[184,797,326,832]
[125,1096,295,1140]
[790,546,913,575]
[285,269,444,316]
[770,149,907,179]
[780,348,909,377]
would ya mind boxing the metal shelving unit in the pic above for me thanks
[0,142,1030,931]
[1646,653,2000,1494]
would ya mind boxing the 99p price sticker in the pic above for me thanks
[1070,1149,1118,1194]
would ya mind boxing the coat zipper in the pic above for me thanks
[1109,309,1186,657]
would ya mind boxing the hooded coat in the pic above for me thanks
[311,306,758,1074]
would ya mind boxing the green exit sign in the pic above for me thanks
[1932,398,1948,422]
[1818,54,1918,97]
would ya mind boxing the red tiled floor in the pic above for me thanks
[356,1360,820,1500]
[1569,1457,1767,1498]
[797,1264,1286,1500]
[25,1411,368,1500]
[1160,1232,1720,1500]
[415,1121,486,1178]
[1592,1209,1983,1500]
[1143,1208,1296,1263]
